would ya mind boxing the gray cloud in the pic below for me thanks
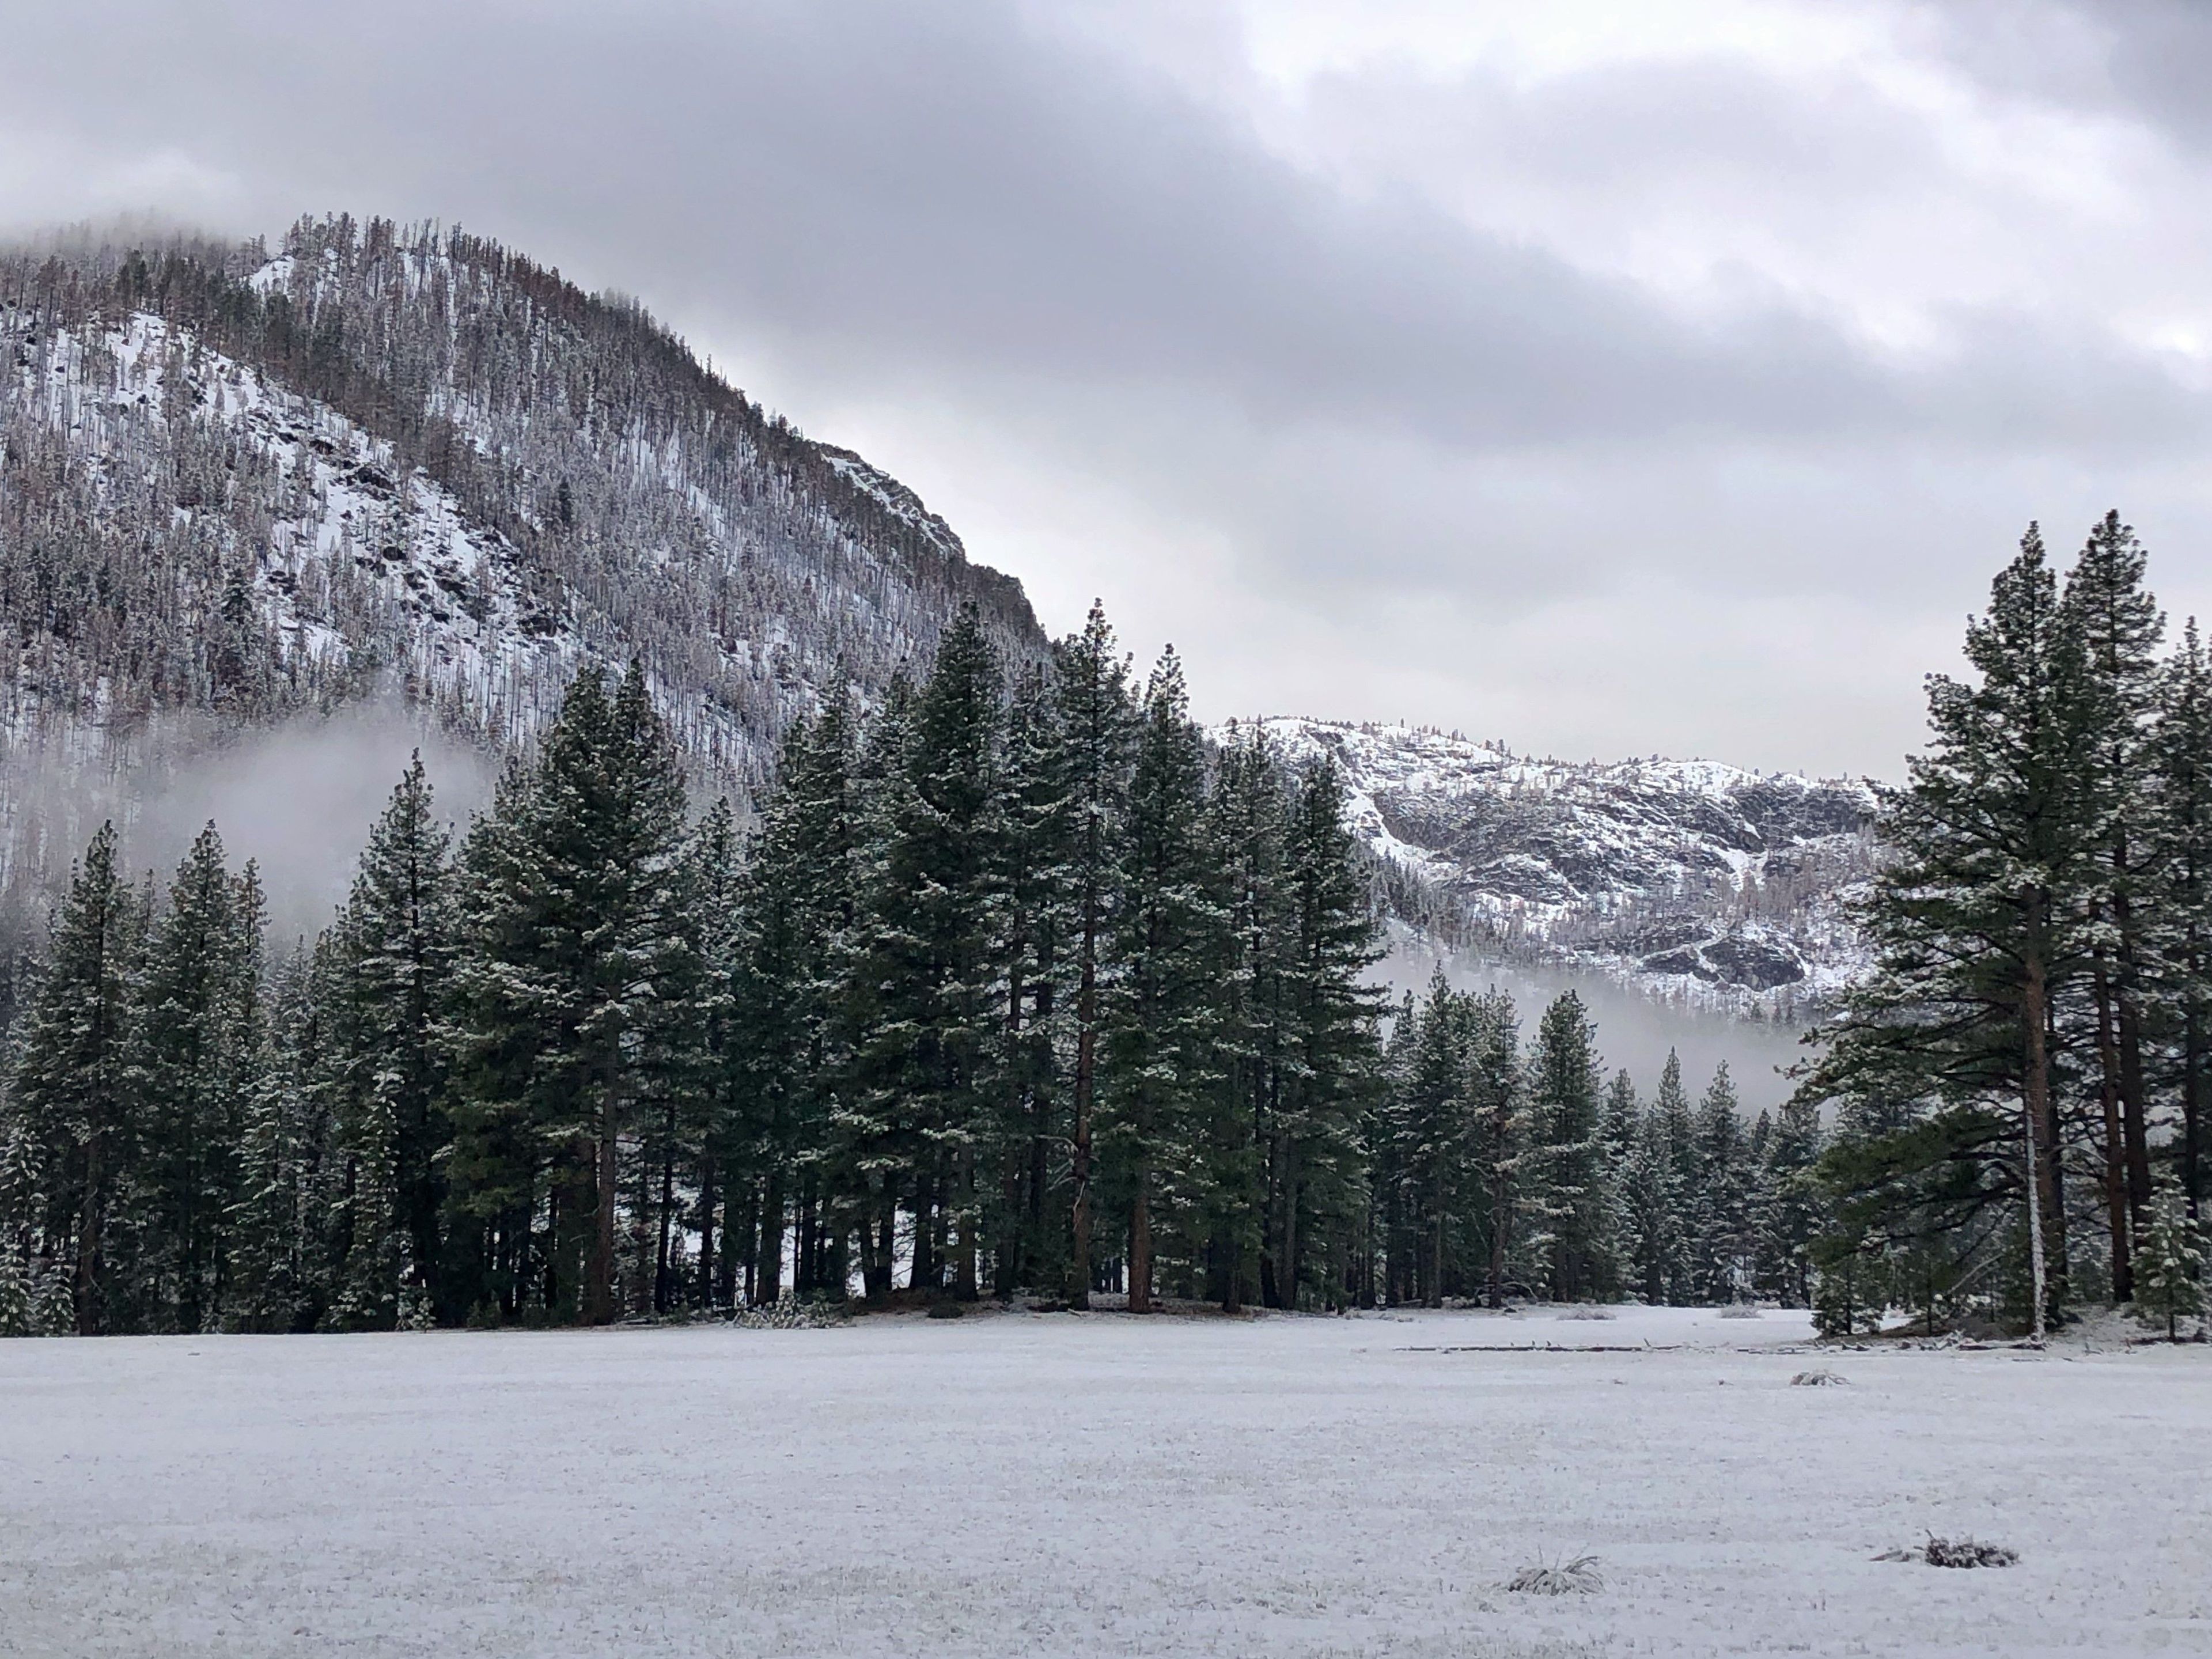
[4,0,2211,776]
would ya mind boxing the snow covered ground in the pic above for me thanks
[3,1306,2206,1658]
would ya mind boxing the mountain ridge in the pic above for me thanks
[1240,716,1877,1016]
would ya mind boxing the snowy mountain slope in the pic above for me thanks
[1244,718,1878,1013]
[0,217,1046,906]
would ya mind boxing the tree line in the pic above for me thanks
[0,605,1399,1332]
[1806,512,2210,1339]
[1375,978,1824,1310]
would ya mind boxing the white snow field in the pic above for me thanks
[3,1306,2207,1658]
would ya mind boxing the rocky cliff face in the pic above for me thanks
[1245,718,1878,1014]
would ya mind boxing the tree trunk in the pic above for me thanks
[2187,1002,2205,1222]
[2022,950,2059,1336]
[2113,884,2154,1233]
[1128,1161,1153,1313]
[2092,967,2134,1301]
[589,1096,619,1325]
[653,1101,678,1314]
[1429,1176,1446,1309]
[74,1127,105,1337]
[1069,941,1097,1311]
[758,1162,786,1304]
[1487,1162,1509,1310]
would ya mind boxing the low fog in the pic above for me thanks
[1383,933,1812,1113]
[127,706,497,946]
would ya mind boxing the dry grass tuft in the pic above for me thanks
[1506,1554,1604,1596]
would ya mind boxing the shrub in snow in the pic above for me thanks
[1506,1554,1604,1595]
[732,1297,846,1330]
[926,1301,965,1320]
[1877,1536,2017,1568]
[1718,1306,1762,1319]
[1790,1368,1849,1386]
[1557,1308,1616,1321]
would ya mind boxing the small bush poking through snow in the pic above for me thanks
[1557,1308,1616,1321]
[1791,1368,1850,1386]
[1718,1307,1763,1320]
[732,1299,846,1330]
[1876,1536,2017,1569]
[926,1301,965,1320]
[1506,1554,1604,1596]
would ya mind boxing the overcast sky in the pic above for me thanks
[5,0,2211,776]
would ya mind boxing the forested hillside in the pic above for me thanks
[0,215,1043,926]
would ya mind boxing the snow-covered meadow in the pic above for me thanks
[3,1306,2206,1657]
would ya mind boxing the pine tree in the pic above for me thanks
[0,1113,47,1335]
[2152,621,2212,1221]
[1195,727,1283,1312]
[132,825,262,1333]
[2061,511,2164,1298]
[1043,603,1132,1309]
[1463,987,1527,1309]
[4,824,143,1334]
[446,662,691,1324]
[1268,757,1385,1310]
[985,668,1067,1298]
[843,606,1002,1298]
[228,951,335,1333]
[1389,971,1471,1307]
[1527,991,1616,1301]
[1806,525,2092,1338]
[1752,1092,1825,1306]
[1106,647,1216,1312]
[1689,1062,1751,1303]
[2134,1178,2205,1341]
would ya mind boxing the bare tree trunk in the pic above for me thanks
[74,1128,104,1337]
[1128,1161,1152,1313]
[1429,1191,1445,1310]
[2114,881,2155,1233]
[1069,946,1097,1310]
[2093,966,2135,1301]
[2187,1003,2206,1222]
[653,1099,678,1314]
[758,1162,786,1304]
[2023,952,2058,1339]
[589,1108,618,1325]
[696,1155,718,1311]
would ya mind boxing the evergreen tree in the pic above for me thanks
[985,668,1067,1297]
[843,607,1002,1298]
[325,756,455,1326]
[132,827,262,1333]
[1105,647,1216,1312]
[1806,525,2092,1338]
[1752,1092,1825,1306]
[228,950,336,1332]
[1043,603,1132,1308]
[1267,757,1384,1310]
[446,662,691,1324]
[2061,511,2164,1298]
[1688,1063,1751,1302]
[1195,727,1283,1312]
[2152,621,2212,1221]
[3,824,142,1334]
[1463,988,1527,1310]
[1527,991,1616,1302]
[2134,1178,2205,1341]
